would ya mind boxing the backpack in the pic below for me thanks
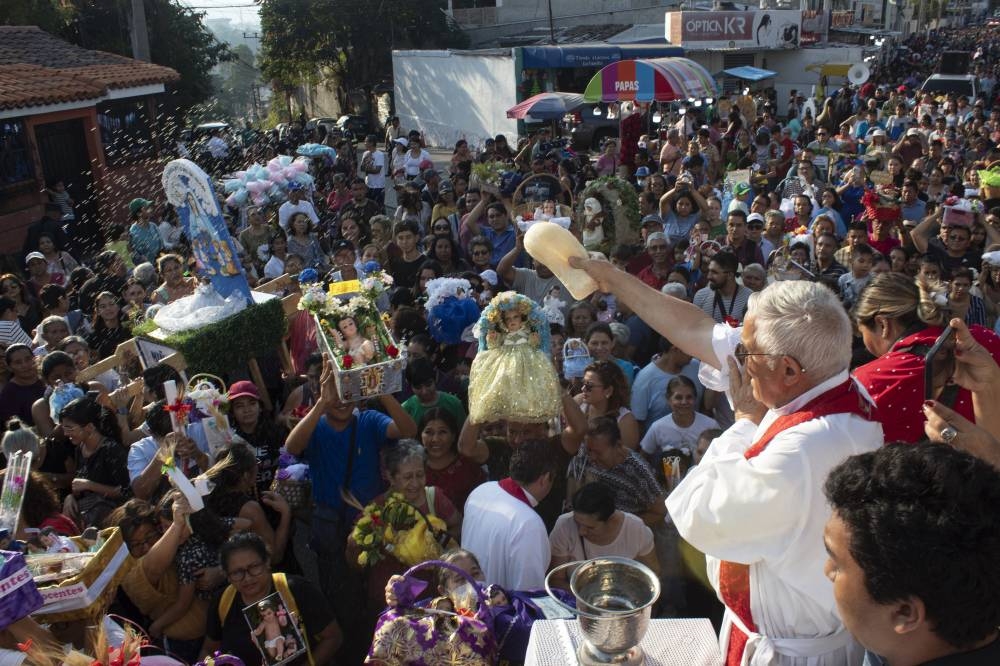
[218,573,314,666]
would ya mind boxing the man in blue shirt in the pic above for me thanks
[128,198,163,265]
[467,201,516,268]
[285,354,416,656]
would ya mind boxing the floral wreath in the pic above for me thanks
[474,291,551,354]
[351,492,449,567]
[298,285,399,369]
[575,176,641,252]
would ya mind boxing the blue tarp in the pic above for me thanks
[520,44,684,69]
[719,66,777,82]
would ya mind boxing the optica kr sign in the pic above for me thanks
[683,14,752,41]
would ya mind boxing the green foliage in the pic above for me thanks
[138,298,288,379]
[1,0,232,109]
[259,0,469,97]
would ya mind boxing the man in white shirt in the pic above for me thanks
[461,439,556,591]
[360,134,387,205]
[567,258,885,666]
[278,183,319,231]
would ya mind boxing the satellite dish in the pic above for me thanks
[848,63,871,86]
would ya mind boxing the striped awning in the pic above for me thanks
[583,57,719,103]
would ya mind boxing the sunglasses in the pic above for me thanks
[747,223,764,230]
[580,382,604,392]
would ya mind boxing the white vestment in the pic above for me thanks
[462,481,550,591]
[667,371,883,666]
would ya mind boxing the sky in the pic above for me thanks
[176,0,261,30]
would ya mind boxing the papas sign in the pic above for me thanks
[615,80,640,92]
[683,13,753,41]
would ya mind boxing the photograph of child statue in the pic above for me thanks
[243,592,306,665]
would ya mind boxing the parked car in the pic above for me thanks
[335,114,372,140]
[563,105,620,152]
[920,74,978,100]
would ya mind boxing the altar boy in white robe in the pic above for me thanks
[568,256,884,666]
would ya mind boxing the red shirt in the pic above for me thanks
[868,236,900,256]
[852,325,1000,443]
[637,264,672,290]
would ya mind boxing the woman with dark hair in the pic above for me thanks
[0,344,45,427]
[59,394,129,527]
[584,321,636,385]
[203,442,293,566]
[659,183,708,246]
[427,235,469,275]
[412,259,443,306]
[152,253,197,305]
[0,273,42,335]
[853,272,1000,443]
[203,532,341,666]
[16,470,78,536]
[574,358,639,450]
[85,290,131,360]
[548,482,658,587]
[420,407,485,509]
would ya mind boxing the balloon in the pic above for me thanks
[251,192,270,206]
[291,161,308,173]
[258,179,273,190]
[294,173,314,187]
[231,190,249,206]
[246,181,265,194]
[223,179,242,193]
[267,184,282,198]
[283,167,297,180]
[270,173,287,187]
[278,155,293,167]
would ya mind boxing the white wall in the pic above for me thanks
[766,46,866,110]
[392,50,519,149]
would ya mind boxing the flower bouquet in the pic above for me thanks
[351,493,451,568]
[470,161,505,191]
[298,284,405,401]
[0,450,31,535]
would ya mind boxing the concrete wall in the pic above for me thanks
[392,50,519,148]
[766,46,866,108]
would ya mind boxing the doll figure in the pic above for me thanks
[253,601,286,661]
[582,198,606,251]
[336,315,375,366]
[533,199,559,222]
[467,292,561,424]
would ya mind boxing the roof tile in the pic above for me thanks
[0,25,179,111]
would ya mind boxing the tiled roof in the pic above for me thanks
[0,25,179,111]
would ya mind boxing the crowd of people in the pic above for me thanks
[2,23,1000,666]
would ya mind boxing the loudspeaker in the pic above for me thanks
[939,51,971,75]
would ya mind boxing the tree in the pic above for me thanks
[217,44,260,119]
[0,0,231,110]
[259,0,468,105]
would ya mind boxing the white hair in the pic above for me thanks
[661,283,688,300]
[749,281,851,381]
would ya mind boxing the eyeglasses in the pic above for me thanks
[647,244,669,252]
[747,223,764,230]
[471,249,489,256]
[227,561,268,582]
[434,225,450,231]
[734,342,807,373]
[581,382,604,392]
[127,532,160,551]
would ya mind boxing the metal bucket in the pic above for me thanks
[545,557,661,665]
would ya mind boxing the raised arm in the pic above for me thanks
[569,255,721,368]
[908,206,942,254]
[497,226,524,285]
[380,393,417,439]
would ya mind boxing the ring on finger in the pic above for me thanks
[939,425,958,444]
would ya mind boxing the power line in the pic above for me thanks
[184,3,258,8]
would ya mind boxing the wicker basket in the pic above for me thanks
[314,315,406,402]
[270,477,313,520]
[32,527,132,624]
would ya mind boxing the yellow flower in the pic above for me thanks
[357,516,372,528]
[358,551,370,566]
[384,526,395,542]
[363,534,374,546]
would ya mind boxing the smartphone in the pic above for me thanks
[923,325,955,401]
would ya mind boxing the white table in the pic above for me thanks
[525,618,722,666]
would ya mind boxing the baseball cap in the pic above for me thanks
[25,251,46,265]
[746,213,765,228]
[906,128,921,137]
[128,198,152,216]
[228,380,260,402]
[635,166,651,177]
[287,181,304,191]
[439,180,454,193]
[733,182,752,197]
[331,239,356,255]
[410,177,426,189]
[872,128,886,137]
[298,268,319,284]
[641,214,663,227]
[421,168,439,181]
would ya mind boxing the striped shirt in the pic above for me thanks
[0,320,32,347]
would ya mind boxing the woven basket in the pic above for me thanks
[270,477,313,520]
[33,527,132,624]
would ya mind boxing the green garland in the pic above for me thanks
[577,175,642,253]
[136,298,288,378]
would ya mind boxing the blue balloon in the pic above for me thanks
[223,179,242,193]
[232,190,249,206]
[294,173,314,187]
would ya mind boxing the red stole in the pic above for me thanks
[498,477,532,507]
[719,380,868,666]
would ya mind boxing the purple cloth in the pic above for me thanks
[0,550,44,632]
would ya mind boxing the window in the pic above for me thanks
[97,99,154,166]
[0,119,33,188]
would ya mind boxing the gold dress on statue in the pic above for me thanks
[467,329,561,424]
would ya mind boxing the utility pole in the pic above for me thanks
[547,0,556,44]
[130,0,151,61]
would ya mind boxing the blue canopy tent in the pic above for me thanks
[719,66,777,82]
